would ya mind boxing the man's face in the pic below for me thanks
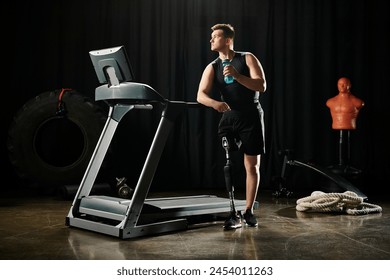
[210,29,228,51]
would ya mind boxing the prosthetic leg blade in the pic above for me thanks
[222,137,242,230]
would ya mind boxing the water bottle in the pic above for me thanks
[222,59,234,84]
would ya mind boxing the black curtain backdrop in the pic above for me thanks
[2,0,389,196]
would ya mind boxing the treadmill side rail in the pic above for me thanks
[67,216,188,239]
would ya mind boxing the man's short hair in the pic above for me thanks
[211,23,235,39]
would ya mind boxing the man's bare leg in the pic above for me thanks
[243,154,260,226]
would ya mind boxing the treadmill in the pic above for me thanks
[66,46,254,239]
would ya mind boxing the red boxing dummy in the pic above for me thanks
[326,77,364,130]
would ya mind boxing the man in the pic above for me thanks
[196,23,267,229]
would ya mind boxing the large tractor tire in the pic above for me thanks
[7,89,107,187]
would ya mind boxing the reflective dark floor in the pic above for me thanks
[1,187,389,260]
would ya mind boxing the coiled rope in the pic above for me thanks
[296,191,382,215]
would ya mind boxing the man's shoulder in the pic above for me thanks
[235,51,255,57]
[234,51,257,64]
[210,58,220,71]
[211,57,220,64]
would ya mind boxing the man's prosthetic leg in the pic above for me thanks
[222,136,242,229]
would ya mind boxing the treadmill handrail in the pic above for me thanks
[95,81,167,104]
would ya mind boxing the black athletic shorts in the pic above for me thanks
[218,103,265,155]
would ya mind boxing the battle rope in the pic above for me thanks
[296,191,382,215]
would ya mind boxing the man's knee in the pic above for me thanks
[244,155,260,173]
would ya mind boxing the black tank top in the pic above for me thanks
[212,52,259,110]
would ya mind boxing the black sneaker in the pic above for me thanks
[243,211,258,227]
[223,212,242,230]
